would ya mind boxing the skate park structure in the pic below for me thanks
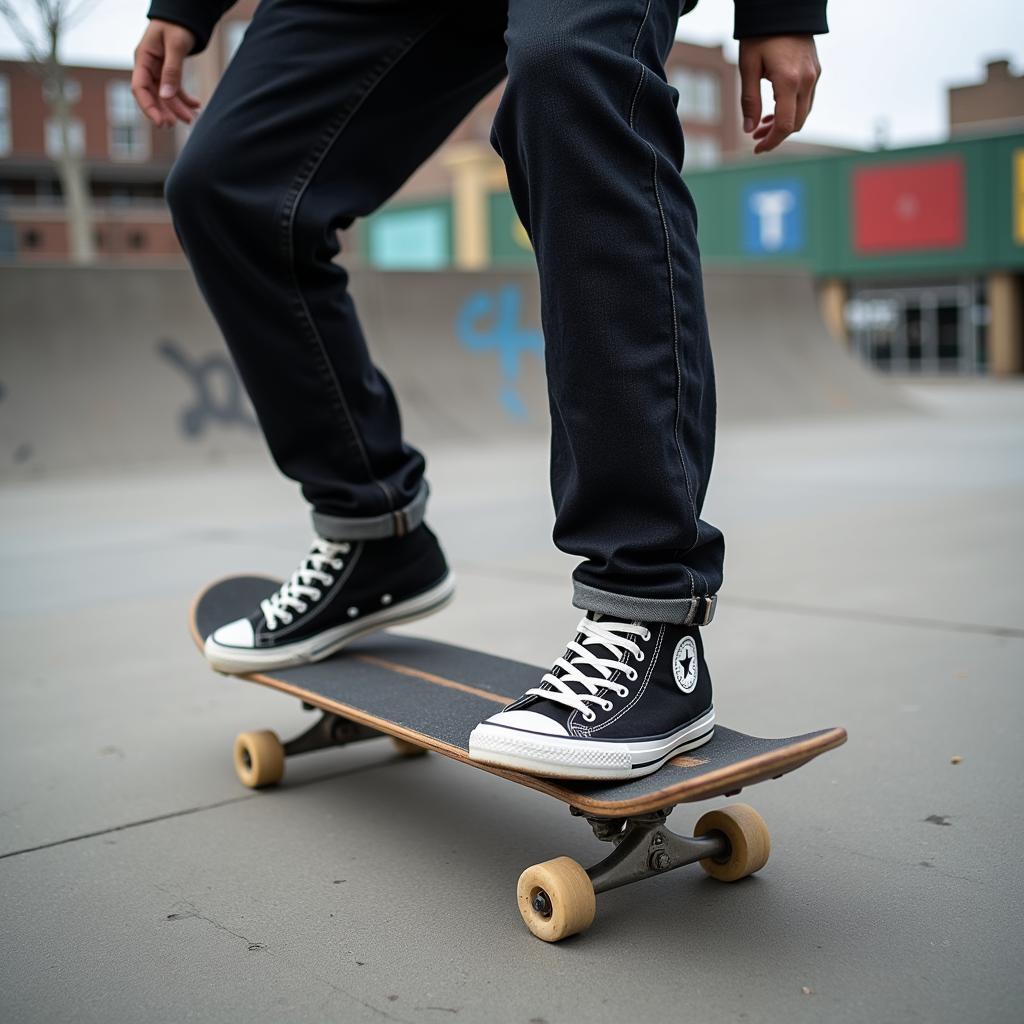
[0,265,907,479]
[1,263,1022,1022]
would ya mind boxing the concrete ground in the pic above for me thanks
[2,380,1022,1023]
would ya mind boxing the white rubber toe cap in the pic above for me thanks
[481,709,569,736]
[209,617,255,650]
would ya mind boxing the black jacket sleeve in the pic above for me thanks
[147,0,236,54]
[149,0,830,56]
[733,0,828,39]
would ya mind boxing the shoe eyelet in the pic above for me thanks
[584,712,596,723]
[643,629,652,642]
[619,688,630,699]
[636,651,645,662]
[340,544,351,554]
[332,560,343,570]
[322,575,334,586]
[296,602,307,613]
[310,590,321,602]
[628,668,638,681]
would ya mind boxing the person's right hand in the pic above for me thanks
[132,20,201,128]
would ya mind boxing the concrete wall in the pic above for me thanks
[0,266,906,479]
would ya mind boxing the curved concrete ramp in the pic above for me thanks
[0,266,907,478]
[703,270,908,422]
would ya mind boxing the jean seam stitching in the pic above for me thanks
[629,2,701,598]
[279,19,444,513]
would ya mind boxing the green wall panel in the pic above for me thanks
[685,132,1024,278]
[992,135,1024,267]
[488,192,536,267]
[367,130,1023,279]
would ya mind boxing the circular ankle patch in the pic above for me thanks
[672,636,699,693]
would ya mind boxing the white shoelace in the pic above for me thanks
[261,538,352,631]
[525,617,652,723]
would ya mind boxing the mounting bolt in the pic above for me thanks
[651,851,671,871]
[531,890,552,918]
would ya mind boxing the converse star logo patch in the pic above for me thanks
[672,635,698,693]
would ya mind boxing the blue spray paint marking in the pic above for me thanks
[455,285,543,420]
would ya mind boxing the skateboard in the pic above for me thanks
[191,575,847,942]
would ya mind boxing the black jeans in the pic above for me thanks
[166,0,725,626]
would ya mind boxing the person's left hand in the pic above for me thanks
[738,35,821,154]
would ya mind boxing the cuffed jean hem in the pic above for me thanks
[572,580,718,626]
[312,482,429,541]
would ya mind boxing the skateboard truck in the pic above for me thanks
[571,807,729,895]
[231,711,425,789]
[516,802,771,942]
[282,712,382,758]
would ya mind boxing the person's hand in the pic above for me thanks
[738,35,821,154]
[132,20,201,128]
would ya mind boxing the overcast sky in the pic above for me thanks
[1,0,1020,149]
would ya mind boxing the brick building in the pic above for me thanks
[949,58,1024,137]
[0,59,179,261]
[0,0,748,265]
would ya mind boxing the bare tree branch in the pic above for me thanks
[0,0,48,63]
[0,0,101,264]
[62,0,102,33]
[0,0,106,63]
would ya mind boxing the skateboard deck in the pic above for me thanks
[191,575,846,941]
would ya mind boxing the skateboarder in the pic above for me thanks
[134,0,825,780]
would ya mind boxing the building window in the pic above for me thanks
[0,75,10,156]
[45,117,85,158]
[671,69,721,124]
[846,281,985,375]
[42,78,81,104]
[107,80,150,160]
[22,228,41,249]
[128,230,147,250]
[0,219,15,257]
[36,178,61,201]
[685,135,721,168]
[368,207,449,269]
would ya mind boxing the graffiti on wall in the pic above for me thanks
[455,284,543,420]
[156,338,257,438]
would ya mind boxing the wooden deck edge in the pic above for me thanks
[238,672,848,817]
[190,579,848,817]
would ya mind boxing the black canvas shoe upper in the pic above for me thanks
[230,524,449,649]
[500,615,713,741]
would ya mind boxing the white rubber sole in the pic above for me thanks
[467,707,715,781]
[204,573,456,674]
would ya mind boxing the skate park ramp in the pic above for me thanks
[0,265,908,478]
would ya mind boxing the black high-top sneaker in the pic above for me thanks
[468,614,714,780]
[204,524,454,673]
